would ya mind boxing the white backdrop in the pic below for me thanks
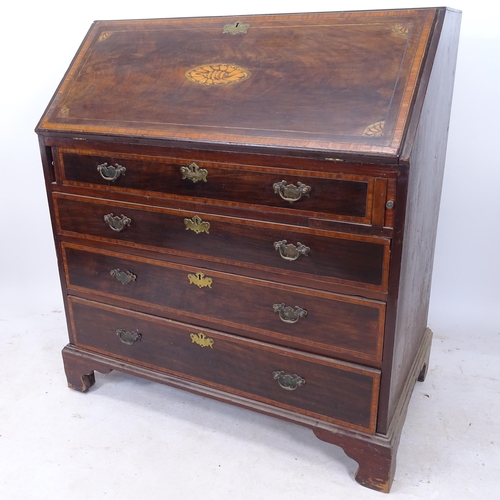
[1,0,499,335]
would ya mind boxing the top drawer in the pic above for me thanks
[55,148,391,226]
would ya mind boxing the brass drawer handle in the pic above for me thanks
[273,303,307,323]
[110,268,137,285]
[180,162,208,183]
[273,180,311,203]
[273,371,305,391]
[190,333,214,348]
[116,329,142,345]
[184,215,210,234]
[97,162,126,181]
[104,213,131,232]
[274,240,310,261]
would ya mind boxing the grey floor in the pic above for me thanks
[1,287,498,500]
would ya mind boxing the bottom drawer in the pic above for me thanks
[68,297,380,434]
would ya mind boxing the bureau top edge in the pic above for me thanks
[35,8,450,162]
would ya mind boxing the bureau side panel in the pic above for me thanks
[378,9,461,433]
[37,136,76,344]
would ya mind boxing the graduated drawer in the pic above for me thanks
[62,244,385,363]
[54,194,390,291]
[68,296,380,433]
[56,148,383,225]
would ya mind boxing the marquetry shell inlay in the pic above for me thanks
[58,105,70,118]
[392,23,411,37]
[363,121,385,137]
[98,31,113,42]
[185,63,250,86]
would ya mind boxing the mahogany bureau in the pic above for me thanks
[36,8,460,492]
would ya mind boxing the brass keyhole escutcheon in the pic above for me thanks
[180,163,208,183]
[222,21,250,35]
[188,272,213,289]
[184,215,210,234]
[190,333,214,348]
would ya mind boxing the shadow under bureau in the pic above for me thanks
[36,8,460,492]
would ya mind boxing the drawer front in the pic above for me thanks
[69,297,380,433]
[57,148,375,224]
[54,194,390,290]
[63,244,385,363]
